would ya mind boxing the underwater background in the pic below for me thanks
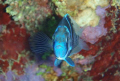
[0,0,120,81]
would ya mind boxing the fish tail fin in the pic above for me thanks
[65,57,75,67]
[29,32,52,54]
[54,58,62,67]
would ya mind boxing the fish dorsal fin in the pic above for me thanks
[69,38,89,56]
[65,57,75,67]
[54,58,62,67]
[58,14,84,39]
[58,14,72,33]
[67,14,84,37]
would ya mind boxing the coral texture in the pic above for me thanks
[79,5,120,80]
[0,5,11,25]
[0,20,31,75]
[0,0,120,81]
[4,0,52,31]
[81,18,107,44]
[52,0,110,27]
[79,6,107,44]
[0,64,45,81]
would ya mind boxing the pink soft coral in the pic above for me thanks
[81,6,108,44]
[82,19,107,44]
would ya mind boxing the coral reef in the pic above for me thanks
[52,0,110,27]
[112,0,120,7]
[0,0,120,81]
[81,6,108,44]
[0,64,45,81]
[0,5,10,25]
[0,5,32,75]
[75,8,100,27]
[79,5,120,80]
[4,0,52,32]
[0,21,32,75]
[75,6,108,44]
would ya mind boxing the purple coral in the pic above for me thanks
[0,64,45,81]
[81,6,109,44]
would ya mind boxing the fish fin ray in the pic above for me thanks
[79,38,89,50]
[69,44,82,56]
[69,38,89,56]
[65,57,75,67]
[54,59,62,67]
[67,14,84,37]
[29,32,52,54]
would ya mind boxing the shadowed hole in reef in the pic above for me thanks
[43,14,61,38]
[29,14,61,63]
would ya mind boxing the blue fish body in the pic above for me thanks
[53,27,68,59]
[53,14,89,67]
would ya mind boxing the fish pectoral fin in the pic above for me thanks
[65,57,75,67]
[54,58,62,67]
[29,32,53,54]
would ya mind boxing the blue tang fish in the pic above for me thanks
[29,14,89,67]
